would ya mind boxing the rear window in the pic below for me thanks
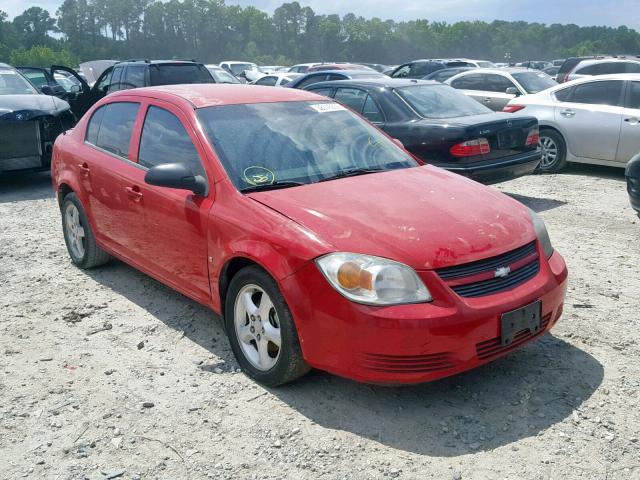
[395,84,490,118]
[512,71,557,93]
[149,64,213,86]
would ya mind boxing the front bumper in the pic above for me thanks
[438,150,541,185]
[626,175,640,215]
[282,245,567,385]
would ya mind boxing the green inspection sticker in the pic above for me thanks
[243,166,276,186]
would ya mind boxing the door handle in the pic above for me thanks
[125,186,143,202]
[624,117,640,125]
[560,109,575,117]
[78,163,90,176]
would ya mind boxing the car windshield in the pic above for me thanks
[149,64,213,85]
[197,101,417,190]
[512,71,557,93]
[0,69,38,95]
[477,61,495,68]
[207,68,240,84]
[229,63,255,75]
[395,84,490,118]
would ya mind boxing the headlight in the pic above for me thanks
[528,208,554,259]
[316,253,431,305]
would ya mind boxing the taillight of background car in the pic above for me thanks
[450,138,491,157]
[503,104,526,113]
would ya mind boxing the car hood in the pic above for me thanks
[248,165,536,270]
[0,94,70,120]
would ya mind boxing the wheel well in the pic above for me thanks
[540,125,563,140]
[58,183,73,207]
[219,257,260,313]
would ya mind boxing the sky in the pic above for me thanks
[3,0,640,30]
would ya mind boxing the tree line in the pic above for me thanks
[1,0,640,68]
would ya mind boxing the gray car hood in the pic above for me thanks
[0,94,70,121]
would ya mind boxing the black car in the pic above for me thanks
[16,66,74,99]
[0,63,74,175]
[423,67,475,83]
[390,59,476,79]
[305,78,541,184]
[286,70,385,89]
[626,154,640,217]
[50,59,215,118]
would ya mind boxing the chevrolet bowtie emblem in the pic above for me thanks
[494,266,511,278]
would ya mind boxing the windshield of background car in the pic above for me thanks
[229,63,255,75]
[149,64,213,85]
[197,101,418,190]
[395,84,490,118]
[512,71,557,93]
[477,61,495,68]
[208,68,240,84]
[0,69,38,95]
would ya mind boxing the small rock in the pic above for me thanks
[103,470,126,479]
[214,367,223,374]
[141,402,155,409]
[137,341,145,350]
[452,472,462,480]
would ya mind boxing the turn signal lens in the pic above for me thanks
[337,262,373,290]
[450,138,490,157]
[503,104,526,113]
[525,127,540,146]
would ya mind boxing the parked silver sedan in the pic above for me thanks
[503,74,640,172]
[445,68,557,112]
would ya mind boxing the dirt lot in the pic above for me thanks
[0,165,639,480]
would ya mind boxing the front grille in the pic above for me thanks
[360,352,455,374]
[436,241,539,298]
[0,121,41,159]
[476,312,552,360]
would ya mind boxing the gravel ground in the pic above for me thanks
[1,164,639,480]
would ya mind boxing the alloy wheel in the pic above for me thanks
[234,284,281,371]
[539,135,558,168]
[65,202,85,259]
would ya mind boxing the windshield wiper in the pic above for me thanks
[318,168,386,183]
[240,181,306,193]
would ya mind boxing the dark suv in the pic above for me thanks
[52,60,214,118]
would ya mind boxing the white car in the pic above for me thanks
[259,65,288,74]
[219,61,260,81]
[251,73,302,87]
[504,74,640,172]
[204,65,241,84]
[288,63,323,74]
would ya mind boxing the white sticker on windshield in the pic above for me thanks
[310,103,346,113]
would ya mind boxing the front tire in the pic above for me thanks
[224,266,310,386]
[61,193,111,269]
[538,129,567,173]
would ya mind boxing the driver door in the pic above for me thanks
[51,65,110,119]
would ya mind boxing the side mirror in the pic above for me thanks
[144,163,207,196]
[70,84,81,93]
[41,85,54,95]
[505,87,520,96]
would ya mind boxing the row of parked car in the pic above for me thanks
[1,55,638,216]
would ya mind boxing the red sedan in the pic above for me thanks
[52,85,568,386]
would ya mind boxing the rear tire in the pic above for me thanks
[538,129,567,173]
[61,193,111,269]
[224,266,310,386]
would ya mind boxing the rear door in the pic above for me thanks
[554,79,624,161]
[482,74,519,111]
[616,80,640,164]
[449,73,494,108]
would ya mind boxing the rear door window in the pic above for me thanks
[308,87,334,98]
[334,88,368,112]
[298,74,328,88]
[570,80,624,106]
[362,95,384,123]
[255,76,278,86]
[138,106,205,176]
[93,102,140,158]
[554,87,574,102]
[107,66,124,93]
[627,82,640,109]
[451,73,486,91]
[626,63,640,73]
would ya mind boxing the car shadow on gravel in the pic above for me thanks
[85,260,603,458]
[564,163,626,181]
[0,171,54,203]
[272,335,603,457]
[505,192,567,213]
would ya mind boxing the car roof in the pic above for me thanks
[577,57,640,65]
[109,84,323,108]
[306,78,438,88]
[116,59,201,66]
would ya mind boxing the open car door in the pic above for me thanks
[51,65,111,119]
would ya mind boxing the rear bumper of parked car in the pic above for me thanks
[438,150,541,185]
[282,244,567,385]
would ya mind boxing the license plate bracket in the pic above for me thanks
[500,300,542,346]
[498,130,520,149]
